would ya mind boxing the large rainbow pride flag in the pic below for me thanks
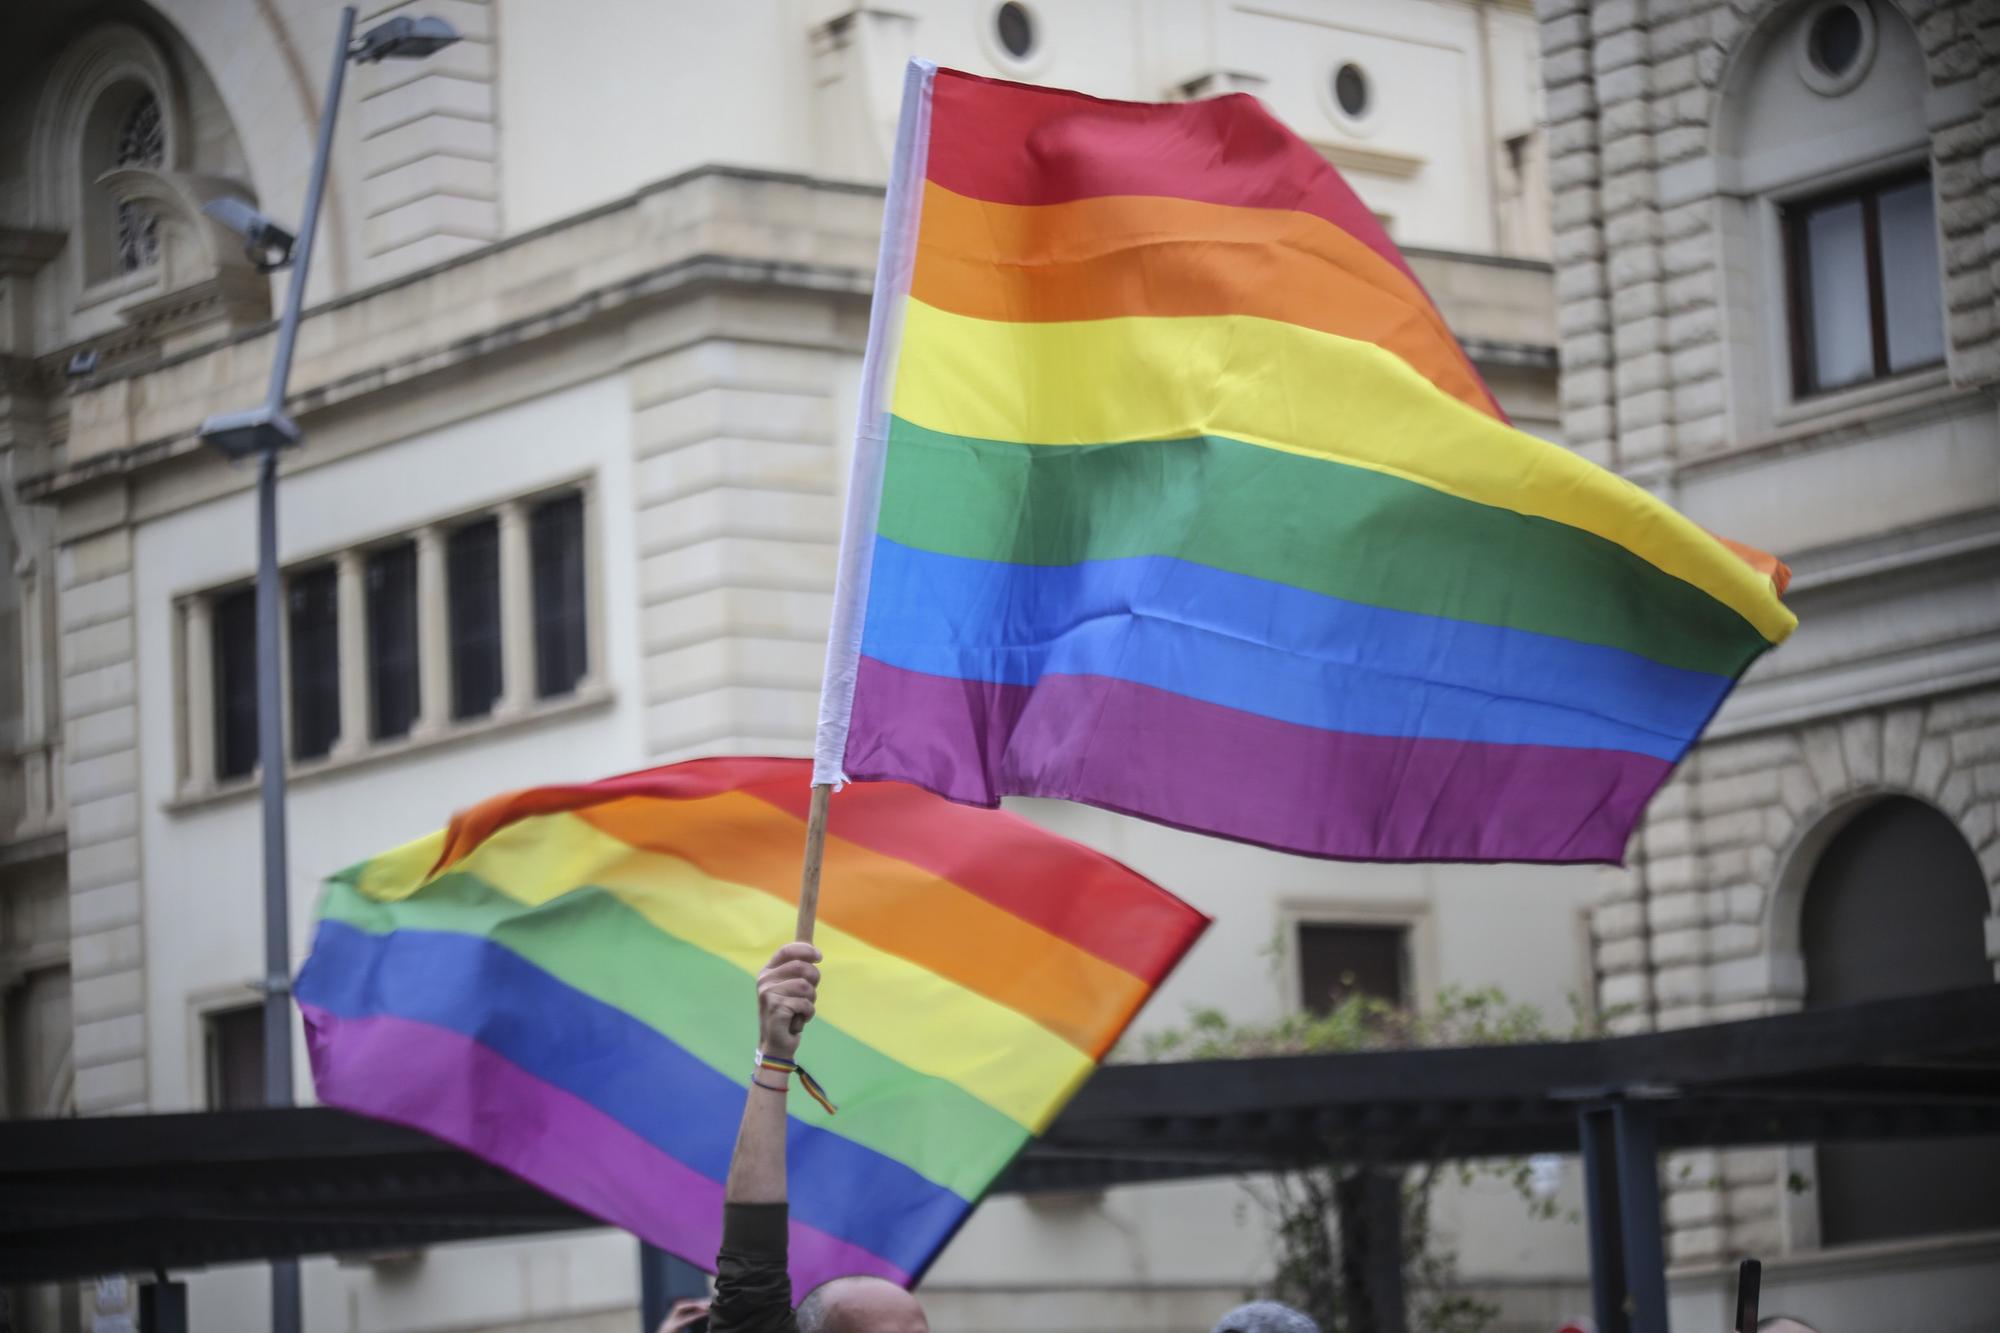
[294,757,1206,1294]
[813,64,1797,864]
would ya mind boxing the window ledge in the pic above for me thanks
[166,683,615,815]
[74,265,161,317]
[1771,365,1952,433]
[1684,370,1974,478]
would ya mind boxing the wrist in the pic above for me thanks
[751,1049,838,1116]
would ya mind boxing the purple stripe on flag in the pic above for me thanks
[844,658,1670,864]
[300,1003,910,1295]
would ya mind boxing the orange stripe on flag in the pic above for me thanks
[1710,533,1793,598]
[912,183,1497,420]
[577,791,1151,1057]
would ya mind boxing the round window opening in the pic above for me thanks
[1808,3,1864,76]
[1334,63,1369,118]
[996,2,1035,60]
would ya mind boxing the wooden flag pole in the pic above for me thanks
[794,783,833,942]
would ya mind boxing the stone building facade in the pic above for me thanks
[1537,0,2000,1323]
[2,4,1613,1331]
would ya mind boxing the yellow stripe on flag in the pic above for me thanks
[355,813,1092,1130]
[891,299,1796,645]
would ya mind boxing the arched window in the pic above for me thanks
[112,90,165,272]
[78,79,170,283]
[1801,796,2000,1245]
[1712,0,1942,432]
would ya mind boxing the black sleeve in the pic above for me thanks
[708,1203,796,1333]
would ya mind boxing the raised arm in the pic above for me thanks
[709,942,822,1333]
[727,942,821,1202]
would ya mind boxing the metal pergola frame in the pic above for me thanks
[6,985,1999,1333]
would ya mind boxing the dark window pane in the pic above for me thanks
[448,518,502,721]
[366,542,420,740]
[287,564,340,761]
[1878,179,1945,373]
[1807,3,1863,76]
[1788,172,1944,397]
[213,588,258,781]
[1334,63,1369,118]
[1297,923,1407,1015]
[1803,197,1872,392]
[995,1,1033,58]
[205,1005,264,1111]
[530,493,588,699]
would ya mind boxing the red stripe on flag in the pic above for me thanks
[921,69,1502,420]
[427,756,1208,984]
[744,776,1210,985]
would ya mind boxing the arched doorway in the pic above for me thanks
[1802,796,2000,1245]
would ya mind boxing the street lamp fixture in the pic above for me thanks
[352,15,461,62]
[191,11,460,1333]
[197,404,302,461]
[201,197,296,273]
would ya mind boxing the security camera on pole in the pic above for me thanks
[194,10,460,1333]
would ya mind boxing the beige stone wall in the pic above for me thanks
[1538,0,2000,1271]
[625,291,861,761]
[54,494,147,1114]
[1541,0,1998,478]
[354,0,502,280]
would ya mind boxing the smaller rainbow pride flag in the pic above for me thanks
[813,64,1798,864]
[294,757,1206,1294]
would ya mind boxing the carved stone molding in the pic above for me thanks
[90,166,270,354]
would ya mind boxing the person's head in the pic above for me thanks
[1758,1319,1820,1333]
[794,1275,927,1333]
[1212,1301,1322,1333]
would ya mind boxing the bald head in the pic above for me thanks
[1213,1302,1321,1333]
[794,1276,927,1333]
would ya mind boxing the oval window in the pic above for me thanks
[1334,63,1369,119]
[996,2,1034,60]
[1808,3,1864,76]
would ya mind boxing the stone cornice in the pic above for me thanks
[1708,507,2000,740]
[0,228,65,277]
[24,167,884,500]
[22,252,872,502]
[1308,140,1426,180]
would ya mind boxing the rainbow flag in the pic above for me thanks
[294,757,1206,1293]
[813,64,1797,864]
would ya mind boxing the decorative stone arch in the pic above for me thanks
[28,21,189,289]
[25,15,267,347]
[1756,722,2000,1251]
[1765,707,1999,993]
[1689,0,1947,438]
[1762,781,1959,1006]
[1705,0,1946,111]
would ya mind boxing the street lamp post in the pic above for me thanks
[198,10,459,1333]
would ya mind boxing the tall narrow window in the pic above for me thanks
[1297,923,1408,1014]
[1876,178,1946,373]
[530,492,588,699]
[213,587,257,781]
[1785,171,1944,396]
[204,1004,265,1110]
[447,518,502,720]
[287,564,340,761]
[366,542,420,740]
[113,91,164,273]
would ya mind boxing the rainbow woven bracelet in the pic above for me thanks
[755,1050,838,1116]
